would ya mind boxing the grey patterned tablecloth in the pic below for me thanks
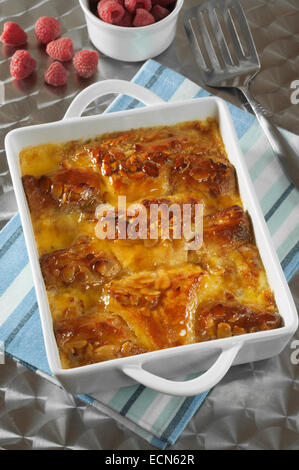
[0,0,298,450]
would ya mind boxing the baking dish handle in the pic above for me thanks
[63,79,165,119]
[122,343,242,397]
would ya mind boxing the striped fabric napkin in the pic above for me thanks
[0,59,298,449]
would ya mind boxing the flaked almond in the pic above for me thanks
[120,341,134,356]
[94,259,108,275]
[68,188,82,201]
[60,265,76,284]
[137,276,155,285]
[155,275,171,290]
[93,344,116,360]
[217,322,232,338]
[173,156,186,171]
[76,269,88,283]
[143,160,159,177]
[140,287,160,296]
[190,167,211,182]
[147,151,167,164]
[50,182,64,200]
[233,325,246,335]
[127,171,144,180]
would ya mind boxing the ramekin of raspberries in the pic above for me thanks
[78,0,184,61]
[94,0,176,27]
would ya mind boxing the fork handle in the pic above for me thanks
[239,87,299,190]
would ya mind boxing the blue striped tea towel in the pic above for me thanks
[0,59,298,449]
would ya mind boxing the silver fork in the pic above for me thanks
[183,0,299,190]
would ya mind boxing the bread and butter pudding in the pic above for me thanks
[20,119,282,369]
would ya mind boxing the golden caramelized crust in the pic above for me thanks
[97,146,171,204]
[54,312,147,368]
[170,153,237,198]
[20,119,282,368]
[196,303,282,341]
[60,137,171,204]
[57,120,240,206]
[190,242,276,312]
[188,206,254,275]
[203,205,252,245]
[22,169,102,215]
[40,236,121,290]
[104,267,205,351]
[101,194,204,239]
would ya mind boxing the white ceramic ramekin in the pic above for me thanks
[78,0,184,61]
[5,80,298,396]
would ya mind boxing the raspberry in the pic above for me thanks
[125,0,151,13]
[73,50,99,78]
[44,61,67,86]
[133,8,155,26]
[46,37,74,61]
[97,1,125,25]
[151,4,169,21]
[99,0,124,5]
[10,50,36,80]
[0,22,27,46]
[116,10,133,26]
[35,17,61,44]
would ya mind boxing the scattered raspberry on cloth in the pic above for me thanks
[44,61,67,86]
[35,16,61,44]
[0,22,27,46]
[73,50,99,78]
[10,50,36,80]
[46,37,74,61]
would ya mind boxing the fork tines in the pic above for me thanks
[183,0,259,72]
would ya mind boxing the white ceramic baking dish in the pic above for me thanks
[5,79,298,397]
